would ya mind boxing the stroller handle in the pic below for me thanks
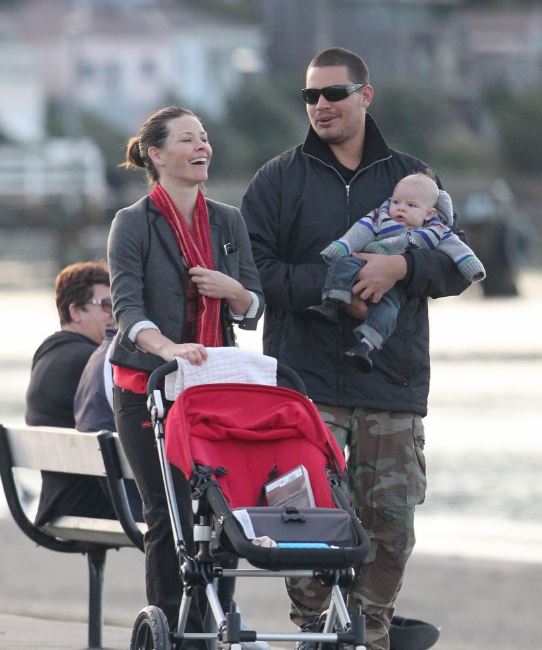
[276,363,306,395]
[147,360,178,395]
[146,357,307,397]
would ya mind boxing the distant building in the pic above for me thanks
[169,20,264,119]
[0,0,265,137]
[457,7,542,94]
[261,0,459,91]
[0,27,46,142]
[260,0,542,97]
[0,139,107,214]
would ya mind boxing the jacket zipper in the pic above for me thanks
[303,155,368,398]
[304,153,352,230]
[304,151,391,228]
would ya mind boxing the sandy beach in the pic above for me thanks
[1,271,541,648]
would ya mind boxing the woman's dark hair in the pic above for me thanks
[120,106,198,183]
[55,261,109,325]
[308,47,369,85]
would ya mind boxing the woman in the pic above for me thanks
[107,106,264,637]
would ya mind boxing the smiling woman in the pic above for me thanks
[107,105,264,637]
[144,113,213,202]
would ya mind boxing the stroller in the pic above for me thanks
[131,351,370,650]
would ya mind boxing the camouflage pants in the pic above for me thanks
[286,404,427,650]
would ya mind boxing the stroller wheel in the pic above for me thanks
[131,605,172,650]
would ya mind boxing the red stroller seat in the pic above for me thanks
[165,383,345,509]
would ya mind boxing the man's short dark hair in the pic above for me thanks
[308,47,369,85]
[55,261,110,325]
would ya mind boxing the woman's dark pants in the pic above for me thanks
[114,387,214,645]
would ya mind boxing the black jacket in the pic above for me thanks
[26,331,97,428]
[241,115,469,415]
[74,329,116,433]
[25,331,117,527]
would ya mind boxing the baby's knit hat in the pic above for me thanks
[436,190,453,225]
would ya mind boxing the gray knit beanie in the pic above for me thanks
[436,190,453,225]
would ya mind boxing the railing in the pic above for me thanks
[0,139,106,205]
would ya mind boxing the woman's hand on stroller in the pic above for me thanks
[135,329,208,365]
[159,341,207,365]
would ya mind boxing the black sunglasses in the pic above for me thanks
[301,83,365,105]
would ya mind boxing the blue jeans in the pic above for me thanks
[322,256,405,348]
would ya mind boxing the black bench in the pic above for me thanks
[0,424,146,649]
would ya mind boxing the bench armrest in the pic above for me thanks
[98,430,145,552]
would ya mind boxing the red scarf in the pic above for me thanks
[149,183,223,347]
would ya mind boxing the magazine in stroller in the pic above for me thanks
[132,348,370,650]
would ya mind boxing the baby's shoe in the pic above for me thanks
[306,301,339,323]
[345,340,373,373]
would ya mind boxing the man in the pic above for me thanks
[74,327,143,523]
[73,328,117,434]
[26,261,118,526]
[241,48,469,650]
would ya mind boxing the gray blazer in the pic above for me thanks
[107,195,264,373]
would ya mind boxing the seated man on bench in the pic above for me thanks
[25,261,121,526]
[74,327,142,522]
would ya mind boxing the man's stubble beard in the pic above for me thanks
[314,125,348,146]
[313,116,361,147]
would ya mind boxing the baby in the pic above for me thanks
[307,173,486,372]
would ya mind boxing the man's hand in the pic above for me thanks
[352,253,407,303]
[341,294,369,320]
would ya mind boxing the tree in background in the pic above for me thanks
[485,85,542,175]
[206,76,306,177]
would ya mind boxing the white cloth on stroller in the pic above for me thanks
[164,347,277,400]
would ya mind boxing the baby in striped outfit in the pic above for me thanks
[307,172,485,372]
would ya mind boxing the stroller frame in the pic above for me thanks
[134,360,369,650]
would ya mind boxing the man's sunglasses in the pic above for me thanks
[301,83,365,105]
[86,297,113,313]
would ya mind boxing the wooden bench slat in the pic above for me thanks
[41,516,147,547]
[5,425,134,479]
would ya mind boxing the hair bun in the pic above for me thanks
[128,138,144,168]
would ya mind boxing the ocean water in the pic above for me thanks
[1,269,541,563]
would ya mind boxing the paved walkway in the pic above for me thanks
[0,612,130,650]
[1,511,541,650]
